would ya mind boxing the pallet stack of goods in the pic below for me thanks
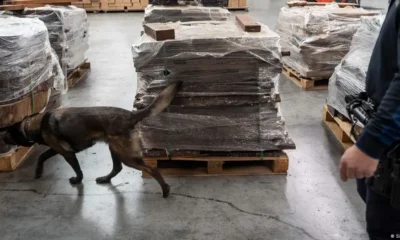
[71,0,100,12]
[23,5,90,88]
[0,16,64,171]
[323,15,385,149]
[101,0,148,12]
[276,3,377,90]
[149,0,246,10]
[71,0,148,11]
[132,17,295,177]
[0,0,77,11]
[143,5,231,23]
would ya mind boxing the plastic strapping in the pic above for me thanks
[31,92,35,113]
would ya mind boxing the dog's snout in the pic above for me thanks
[2,131,16,146]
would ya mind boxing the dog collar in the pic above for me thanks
[21,117,35,144]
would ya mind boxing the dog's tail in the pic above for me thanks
[135,81,181,120]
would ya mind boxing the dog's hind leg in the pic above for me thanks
[124,158,170,198]
[61,153,83,184]
[108,132,170,198]
[96,147,123,184]
[35,148,58,179]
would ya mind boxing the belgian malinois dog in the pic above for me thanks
[3,82,181,198]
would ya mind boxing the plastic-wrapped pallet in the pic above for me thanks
[327,15,385,117]
[23,6,89,76]
[144,5,231,23]
[0,16,53,103]
[0,16,64,155]
[275,3,377,79]
[133,21,295,152]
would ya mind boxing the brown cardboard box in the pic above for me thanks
[239,0,246,7]
[141,0,148,7]
[229,0,238,8]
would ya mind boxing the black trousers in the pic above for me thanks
[357,178,400,239]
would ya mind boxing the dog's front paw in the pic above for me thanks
[163,184,170,198]
[95,176,111,184]
[69,177,83,185]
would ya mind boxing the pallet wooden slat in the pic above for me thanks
[0,4,24,10]
[144,23,175,41]
[236,15,260,32]
[282,65,329,91]
[322,105,363,149]
[142,151,289,178]
[0,146,35,172]
[67,61,91,89]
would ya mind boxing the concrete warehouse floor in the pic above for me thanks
[0,0,388,239]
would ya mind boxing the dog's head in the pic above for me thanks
[2,122,35,147]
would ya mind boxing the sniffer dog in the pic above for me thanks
[3,82,181,198]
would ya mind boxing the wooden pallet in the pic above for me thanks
[102,8,144,12]
[0,146,35,172]
[282,65,329,91]
[322,105,362,149]
[142,150,289,178]
[0,89,50,128]
[227,7,248,11]
[67,61,91,89]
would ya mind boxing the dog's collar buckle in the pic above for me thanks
[21,118,35,144]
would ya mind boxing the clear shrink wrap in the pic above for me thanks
[133,21,295,152]
[0,16,53,103]
[276,3,377,79]
[327,15,385,117]
[144,5,231,23]
[23,5,89,75]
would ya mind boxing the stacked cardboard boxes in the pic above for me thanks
[102,0,148,11]
[72,0,148,11]
[149,0,245,8]
[132,21,295,152]
[23,6,89,79]
[327,15,385,117]
[72,0,101,11]
[72,0,245,11]
[276,4,377,79]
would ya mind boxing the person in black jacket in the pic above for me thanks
[339,0,400,239]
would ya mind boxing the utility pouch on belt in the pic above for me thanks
[390,155,400,209]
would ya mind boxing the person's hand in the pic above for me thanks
[339,145,379,182]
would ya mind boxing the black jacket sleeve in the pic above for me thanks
[356,31,400,159]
